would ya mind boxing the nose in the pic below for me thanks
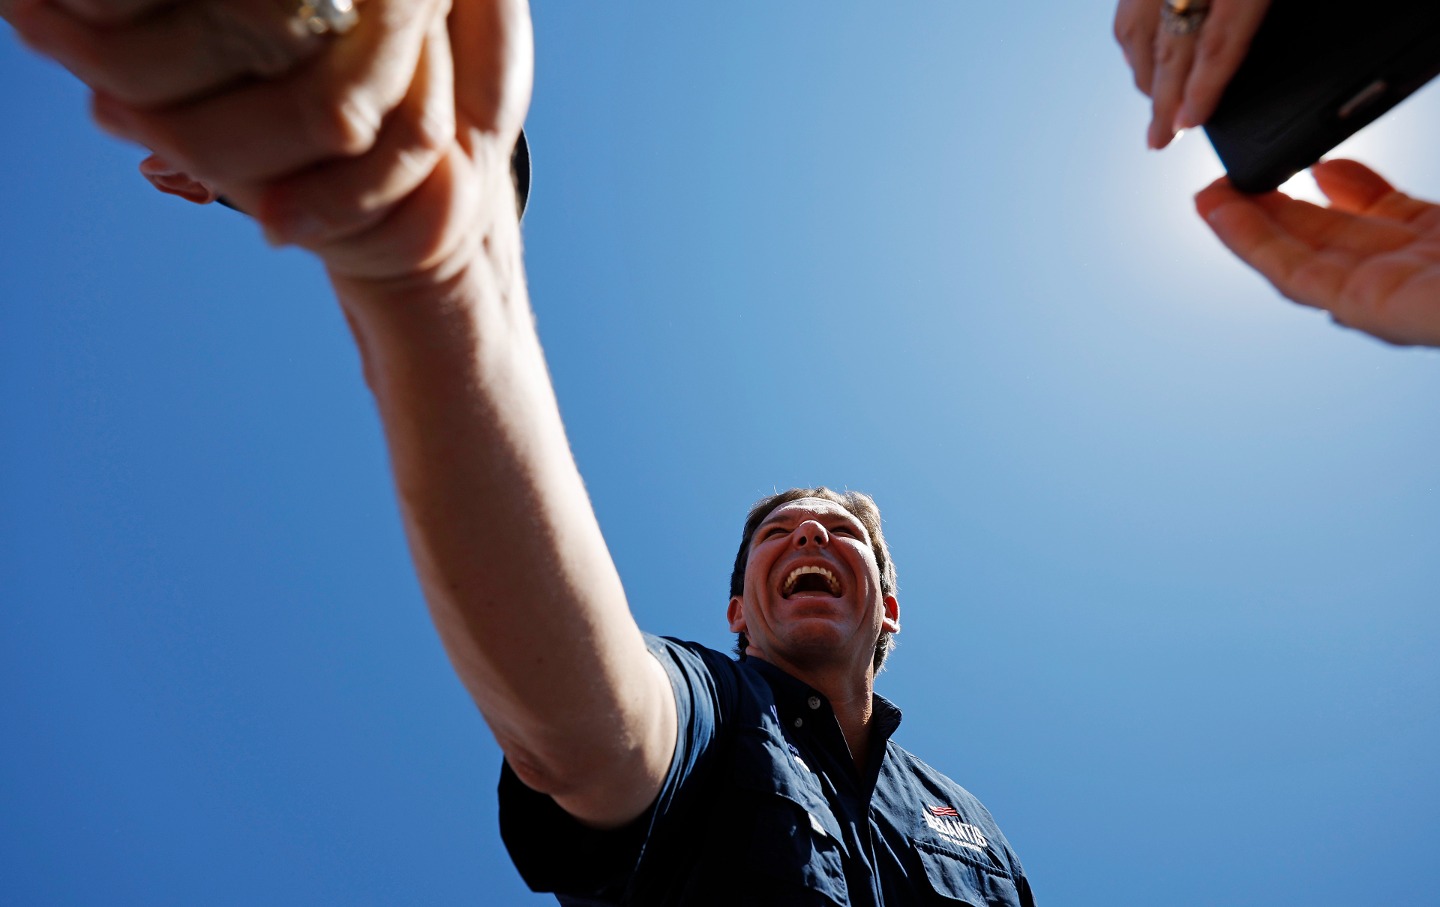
[792,520,829,548]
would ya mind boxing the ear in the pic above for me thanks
[139,154,221,205]
[727,595,747,633]
[881,594,900,635]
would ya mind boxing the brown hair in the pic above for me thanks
[729,487,898,672]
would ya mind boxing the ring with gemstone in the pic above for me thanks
[1161,0,1210,35]
[292,0,359,36]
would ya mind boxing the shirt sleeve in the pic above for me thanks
[497,635,737,900]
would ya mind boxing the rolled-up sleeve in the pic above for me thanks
[497,635,735,901]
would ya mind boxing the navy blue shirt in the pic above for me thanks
[499,636,1036,906]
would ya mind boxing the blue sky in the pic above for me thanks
[4,4,1440,905]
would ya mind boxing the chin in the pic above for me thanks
[773,624,856,663]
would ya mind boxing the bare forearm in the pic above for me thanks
[330,191,672,820]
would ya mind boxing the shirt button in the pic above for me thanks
[807,696,822,710]
[793,717,804,729]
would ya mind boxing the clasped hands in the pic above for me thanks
[5,0,532,282]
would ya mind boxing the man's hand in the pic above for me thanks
[6,0,532,281]
[1197,159,1440,347]
[9,0,675,830]
[1114,0,1270,149]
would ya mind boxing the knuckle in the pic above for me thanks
[1194,30,1230,66]
[1113,16,1136,46]
[307,91,382,157]
[1155,39,1183,67]
[197,1,315,79]
[406,102,452,160]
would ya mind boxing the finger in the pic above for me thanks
[1147,19,1197,148]
[1199,178,1440,346]
[1309,159,1440,231]
[1196,178,1357,310]
[139,152,222,203]
[1176,0,1270,129]
[1325,255,1440,346]
[255,18,454,247]
[89,0,436,184]
[1114,0,1161,97]
[1248,191,1417,258]
[318,143,479,281]
[0,0,34,22]
[9,0,321,107]
[47,0,175,27]
[449,0,531,139]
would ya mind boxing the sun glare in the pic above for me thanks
[1272,102,1423,204]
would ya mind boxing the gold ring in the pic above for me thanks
[1161,0,1210,36]
[292,0,358,36]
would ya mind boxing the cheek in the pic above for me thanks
[853,550,883,591]
[744,546,774,591]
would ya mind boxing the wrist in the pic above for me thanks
[328,176,529,377]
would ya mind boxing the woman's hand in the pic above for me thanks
[1114,0,1271,148]
[1198,160,1440,347]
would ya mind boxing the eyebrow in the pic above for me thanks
[756,509,861,532]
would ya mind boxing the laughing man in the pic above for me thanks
[4,0,1035,900]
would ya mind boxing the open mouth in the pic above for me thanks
[781,565,841,598]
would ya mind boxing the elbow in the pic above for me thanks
[499,736,591,801]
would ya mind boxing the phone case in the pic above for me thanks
[1204,0,1440,193]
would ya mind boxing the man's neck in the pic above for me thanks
[751,651,878,774]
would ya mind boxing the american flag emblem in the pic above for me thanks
[927,805,960,818]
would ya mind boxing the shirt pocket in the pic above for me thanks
[731,731,850,906]
[915,842,1023,907]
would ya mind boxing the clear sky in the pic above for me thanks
[4,4,1440,905]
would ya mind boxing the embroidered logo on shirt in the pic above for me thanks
[786,742,811,773]
[923,805,989,851]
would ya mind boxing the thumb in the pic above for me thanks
[449,0,533,142]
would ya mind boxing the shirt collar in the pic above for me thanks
[743,656,905,745]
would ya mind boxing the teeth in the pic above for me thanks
[782,565,840,596]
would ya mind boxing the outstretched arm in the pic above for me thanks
[1197,159,1440,347]
[4,0,676,827]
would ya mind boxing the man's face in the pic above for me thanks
[727,497,899,678]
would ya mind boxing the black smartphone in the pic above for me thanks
[1203,0,1440,194]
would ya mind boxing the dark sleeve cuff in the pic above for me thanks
[495,635,731,900]
[497,758,649,900]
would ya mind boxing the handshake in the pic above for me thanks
[5,0,534,283]
[6,0,1440,346]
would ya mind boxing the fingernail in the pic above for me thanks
[142,170,220,205]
